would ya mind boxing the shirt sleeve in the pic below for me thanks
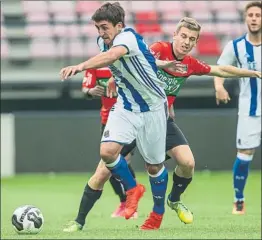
[149,42,163,59]
[82,69,97,88]
[217,40,237,66]
[112,31,138,56]
[190,57,211,75]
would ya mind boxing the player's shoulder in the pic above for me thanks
[232,34,246,44]
[115,27,137,40]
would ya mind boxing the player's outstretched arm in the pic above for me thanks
[208,65,261,79]
[60,46,128,81]
[155,60,187,74]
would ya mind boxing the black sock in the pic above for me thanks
[109,176,126,202]
[75,184,102,226]
[169,172,192,202]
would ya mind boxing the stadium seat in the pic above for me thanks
[215,22,246,37]
[216,11,240,22]
[84,40,100,57]
[210,1,237,11]
[130,1,156,12]
[190,11,214,23]
[30,39,57,58]
[200,23,216,34]
[25,13,49,23]
[25,24,53,38]
[196,33,221,56]
[56,38,84,58]
[49,1,76,13]
[161,11,184,23]
[156,1,183,13]
[135,23,162,35]
[22,1,49,13]
[162,23,177,37]
[53,12,77,22]
[236,0,250,11]
[135,11,159,22]
[53,24,81,38]
[1,39,8,58]
[80,24,98,37]
[76,1,102,14]
[183,1,210,13]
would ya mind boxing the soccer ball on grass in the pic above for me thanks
[12,205,44,234]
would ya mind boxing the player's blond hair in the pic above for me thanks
[176,17,201,38]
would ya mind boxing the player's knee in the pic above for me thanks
[100,142,122,163]
[100,147,118,163]
[145,163,164,175]
[186,158,195,171]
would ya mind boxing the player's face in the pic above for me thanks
[94,20,122,45]
[173,27,198,56]
[245,6,261,34]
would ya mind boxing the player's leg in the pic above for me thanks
[138,106,168,230]
[110,140,137,218]
[100,107,145,220]
[63,160,111,232]
[232,115,261,214]
[165,118,194,224]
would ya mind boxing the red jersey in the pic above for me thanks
[150,41,211,107]
[82,68,116,125]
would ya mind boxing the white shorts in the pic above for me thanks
[101,105,167,164]
[236,115,261,149]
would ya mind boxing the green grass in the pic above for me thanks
[1,171,261,239]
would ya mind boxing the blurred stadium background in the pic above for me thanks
[1,1,261,239]
[1,0,261,176]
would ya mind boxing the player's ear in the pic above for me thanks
[116,22,123,32]
[173,31,177,41]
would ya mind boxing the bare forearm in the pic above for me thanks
[214,77,225,90]
[155,59,169,69]
[78,52,117,71]
[219,65,258,78]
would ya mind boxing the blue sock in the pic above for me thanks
[106,155,136,191]
[233,155,252,201]
[149,167,168,215]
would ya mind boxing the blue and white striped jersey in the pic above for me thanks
[97,27,167,112]
[217,34,261,116]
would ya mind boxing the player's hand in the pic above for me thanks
[82,86,105,97]
[106,77,117,98]
[60,64,83,81]
[215,86,231,105]
[254,71,261,79]
[164,60,187,74]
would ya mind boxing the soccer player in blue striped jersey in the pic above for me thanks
[60,2,177,230]
[214,1,261,215]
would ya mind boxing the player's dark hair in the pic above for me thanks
[245,1,262,12]
[92,2,126,27]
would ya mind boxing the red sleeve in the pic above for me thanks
[82,69,97,88]
[190,57,211,75]
[149,42,163,59]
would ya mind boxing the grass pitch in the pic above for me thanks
[1,171,261,239]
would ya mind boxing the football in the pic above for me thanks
[11,205,44,234]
